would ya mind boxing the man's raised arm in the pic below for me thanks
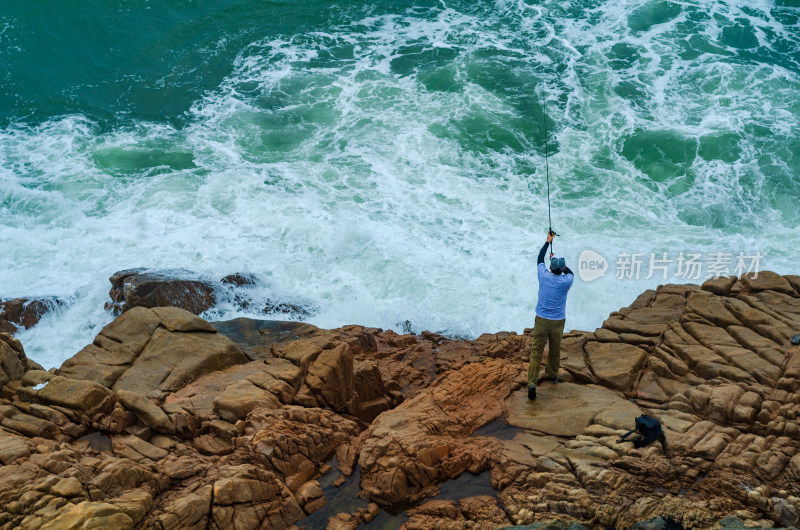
[537,231,556,265]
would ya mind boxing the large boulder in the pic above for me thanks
[60,307,248,397]
[108,269,216,315]
[112,327,246,396]
[739,271,796,295]
[346,358,524,506]
[0,432,31,464]
[302,343,356,413]
[0,333,38,386]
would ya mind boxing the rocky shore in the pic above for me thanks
[1,271,800,529]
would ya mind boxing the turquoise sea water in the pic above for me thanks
[1,0,799,367]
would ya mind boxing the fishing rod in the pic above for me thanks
[541,88,557,255]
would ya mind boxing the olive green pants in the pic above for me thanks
[528,316,565,388]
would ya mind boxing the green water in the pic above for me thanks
[1,0,799,367]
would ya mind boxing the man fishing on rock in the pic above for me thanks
[528,230,574,400]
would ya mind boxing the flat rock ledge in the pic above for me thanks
[0,271,799,529]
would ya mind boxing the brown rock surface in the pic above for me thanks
[115,389,175,434]
[506,382,641,436]
[39,501,134,529]
[0,333,37,386]
[334,274,800,528]
[584,341,648,391]
[18,375,115,417]
[60,306,248,395]
[345,358,524,505]
[1,272,800,529]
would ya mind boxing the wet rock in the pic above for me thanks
[108,268,317,319]
[211,319,320,361]
[220,273,258,286]
[0,297,65,333]
[263,299,314,317]
[108,268,216,315]
[631,516,683,530]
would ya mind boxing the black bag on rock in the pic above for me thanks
[616,414,663,448]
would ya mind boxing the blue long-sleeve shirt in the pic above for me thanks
[535,241,574,320]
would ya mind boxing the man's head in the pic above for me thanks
[550,255,566,275]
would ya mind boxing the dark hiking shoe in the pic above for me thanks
[528,386,536,400]
[549,375,558,384]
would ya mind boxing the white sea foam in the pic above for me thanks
[2,0,799,368]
